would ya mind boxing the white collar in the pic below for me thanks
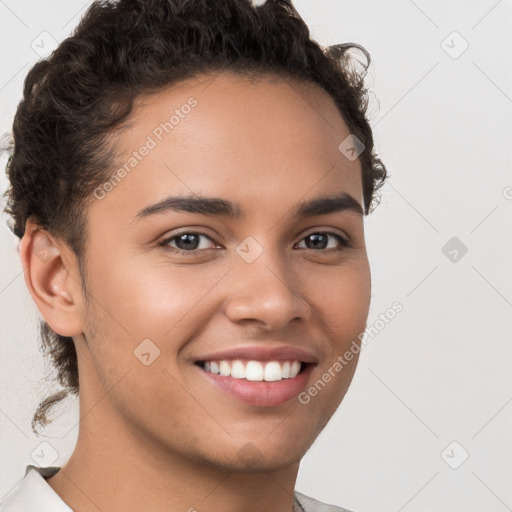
[0,465,321,512]
[0,465,71,512]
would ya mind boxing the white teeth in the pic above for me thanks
[231,360,245,379]
[264,361,282,382]
[201,359,304,381]
[245,361,264,381]
[290,361,301,378]
[219,360,231,376]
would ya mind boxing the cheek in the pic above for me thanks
[298,259,369,412]
[295,267,368,427]
[80,260,218,432]
[307,258,371,342]
[90,250,230,339]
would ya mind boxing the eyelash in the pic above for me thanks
[158,230,351,256]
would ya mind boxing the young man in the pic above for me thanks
[1,0,387,510]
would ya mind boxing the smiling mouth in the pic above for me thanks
[195,359,310,382]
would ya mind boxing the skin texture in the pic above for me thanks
[20,71,371,512]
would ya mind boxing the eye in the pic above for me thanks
[295,231,350,252]
[159,230,350,256]
[159,231,219,255]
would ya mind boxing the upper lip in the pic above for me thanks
[193,345,318,364]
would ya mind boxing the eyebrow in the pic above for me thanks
[133,192,364,222]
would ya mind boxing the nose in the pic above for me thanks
[223,244,312,331]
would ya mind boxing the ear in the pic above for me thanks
[19,220,85,338]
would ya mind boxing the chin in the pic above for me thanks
[220,451,302,473]
[189,439,306,473]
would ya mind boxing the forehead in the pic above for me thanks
[90,71,363,222]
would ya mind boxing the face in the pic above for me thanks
[74,71,371,471]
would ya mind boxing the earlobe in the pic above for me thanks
[19,222,84,338]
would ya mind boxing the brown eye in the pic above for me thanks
[296,232,349,251]
[159,231,218,255]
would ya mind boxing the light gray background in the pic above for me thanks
[1,1,511,511]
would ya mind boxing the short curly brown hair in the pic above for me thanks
[2,0,387,435]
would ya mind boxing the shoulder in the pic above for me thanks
[0,465,71,512]
[294,490,355,512]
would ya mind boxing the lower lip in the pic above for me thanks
[197,364,314,407]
